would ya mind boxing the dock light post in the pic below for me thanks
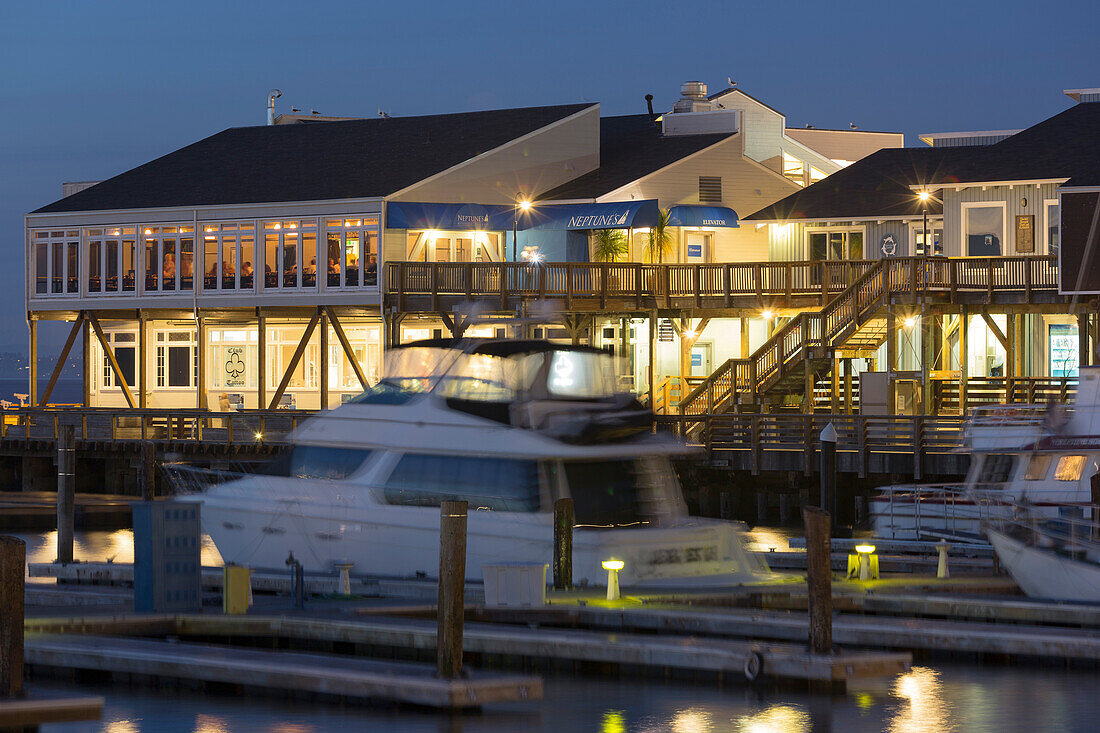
[602,559,624,601]
[819,422,836,516]
[513,198,532,262]
[854,544,878,581]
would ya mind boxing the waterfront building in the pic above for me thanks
[26,80,899,411]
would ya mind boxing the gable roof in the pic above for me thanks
[32,103,595,214]
[536,114,733,201]
[747,102,1100,221]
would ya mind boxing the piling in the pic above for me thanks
[803,506,833,654]
[0,536,25,698]
[819,423,837,517]
[438,500,468,679]
[553,498,573,591]
[139,442,156,501]
[56,425,75,564]
[778,493,792,525]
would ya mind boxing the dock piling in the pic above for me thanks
[819,423,837,517]
[553,498,573,591]
[803,506,833,654]
[0,536,25,698]
[56,425,75,564]
[139,441,156,501]
[438,500,467,679]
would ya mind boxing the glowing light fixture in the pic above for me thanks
[853,544,877,581]
[254,432,263,441]
[602,559,624,601]
[855,544,876,554]
[918,191,931,202]
[761,310,775,320]
[903,316,918,329]
[519,199,532,211]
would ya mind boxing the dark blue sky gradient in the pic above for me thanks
[3,0,1097,352]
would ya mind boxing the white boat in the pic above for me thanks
[871,367,1100,542]
[178,339,772,588]
[987,511,1100,602]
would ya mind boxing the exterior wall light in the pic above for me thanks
[903,316,918,329]
[602,559,624,600]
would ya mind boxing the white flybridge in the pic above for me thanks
[871,367,1100,542]
[187,339,771,588]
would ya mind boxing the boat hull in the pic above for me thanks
[987,527,1100,602]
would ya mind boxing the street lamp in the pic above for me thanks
[918,191,931,255]
[513,198,531,261]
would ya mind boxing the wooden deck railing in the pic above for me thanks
[0,407,317,445]
[385,255,1059,307]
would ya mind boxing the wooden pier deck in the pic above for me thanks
[0,694,103,729]
[0,492,133,530]
[24,634,540,709]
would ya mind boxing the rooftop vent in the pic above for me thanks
[673,81,716,114]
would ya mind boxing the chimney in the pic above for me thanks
[267,89,282,125]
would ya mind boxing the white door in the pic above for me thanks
[685,232,710,262]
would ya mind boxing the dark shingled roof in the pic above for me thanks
[537,114,732,201]
[747,102,1100,221]
[33,103,595,214]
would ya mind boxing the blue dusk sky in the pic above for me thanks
[2,0,1097,356]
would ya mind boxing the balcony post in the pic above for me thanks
[886,306,896,415]
[959,306,968,412]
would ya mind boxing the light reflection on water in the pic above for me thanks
[33,662,1100,733]
[10,530,224,581]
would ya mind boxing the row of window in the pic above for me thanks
[976,453,1090,485]
[33,218,379,296]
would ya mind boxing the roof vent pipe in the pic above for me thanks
[645,93,655,118]
[267,89,282,125]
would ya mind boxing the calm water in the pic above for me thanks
[0,377,82,405]
[17,529,1100,731]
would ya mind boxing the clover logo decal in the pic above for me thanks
[225,350,245,379]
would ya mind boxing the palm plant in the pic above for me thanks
[645,208,674,264]
[591,228,628,262]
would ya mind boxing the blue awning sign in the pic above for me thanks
[666,205,739,228]
[386,199,662,232]
[518,199,659,231]
[385,201,515,231]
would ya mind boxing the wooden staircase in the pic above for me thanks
[679,259,898,414]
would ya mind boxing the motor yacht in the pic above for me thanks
[871,368,1100,542]
[183,339,771,588]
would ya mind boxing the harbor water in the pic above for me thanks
[17,529,1100,732]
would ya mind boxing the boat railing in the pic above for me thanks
[961,404,1055,448]
[986,505,1100,560]
[874,482,1016,541]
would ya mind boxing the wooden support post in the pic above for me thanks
[0,536,24,698]
[40,314,84,406]
[138,441,156,502]
[820,423,836,515]
[437,500,467,680]
[920,307,933,415]
[82,315,91,407]
[319,308,329,410]
[196,315,207,410]
[959,307,969,413]
[843,359,853,415]
[257,312,266,409]
[28,317,37,407]
[648,310,656,411]
[1015,313,1027,378]
[268,309,320,410]
[88,314,136,409]
[1079,312,1091,369]
[803,506,832,655]
[803,359,814,413]
[138,312,148,409]
[740,316,750,358]
[830,357,840,413]
[56,425,75,564]
[1006,312,1017,380]
[886,307,896,415]
[553,498,573,591]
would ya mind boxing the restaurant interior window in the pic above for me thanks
[33,230,80,296]
[87,240,101,293]
[121,233,136,292]
[34,232,48,294]
[263,220,318,289]
[1045,200,1059,258]
[144,230,159,291]
[325,217,379,287]
[964,203,1004,256]
[51,239,64,293]
[66,241,79,293]
[202,223,255,291]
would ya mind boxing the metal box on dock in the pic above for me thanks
[132,500,202,613]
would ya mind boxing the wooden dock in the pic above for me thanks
[0,492,132,530]
[0,695,103,729]
[25,614,911,688]
[24,634,540,709]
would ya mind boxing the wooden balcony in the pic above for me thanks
[384,255,1064,314]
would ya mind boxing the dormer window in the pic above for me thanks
[782,152,805,186]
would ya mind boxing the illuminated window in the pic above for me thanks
[31,230,80,296]
[325,217,379,288]
[200,222,255,291]
[809,229,863,261]
[1054,455,1087,481]
[782,153,805,186]
[1024,454,1052,480]
[809,167,827,184]
[262,220,317,289]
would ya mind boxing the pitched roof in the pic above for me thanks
[536,114,732,201]
[32,103,595,214]
[747,102,1100,221]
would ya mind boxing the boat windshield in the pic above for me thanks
[563,458,683,527]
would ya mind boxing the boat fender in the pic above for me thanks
[743,651,763,681]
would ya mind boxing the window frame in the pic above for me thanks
[961,201,1007,257]
[262,219,319,291]
[1043,199,1059,257]
[200,222,257,293]
[154,329,197,389]
[140,226,195,294]
[31,230,80,297]
[1024,453,1052,480]
[1053,455,1087,482]
[324,217,379,289]
[804,225,867,261]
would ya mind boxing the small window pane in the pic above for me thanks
[122,241,136,292]
[35,243,48,294]
[88,242,101,293]
[66,242,79,293]
[383,454,540,512]
[977,454,1016,486]
[1025,454,1052,480]
[181,238,193,291]
[265,234,279,288]
[303,233,317,287]
[289,445,371,479]
[283,233,298,288]
[162,239,176,291]
[52,243,64,293]
[327,233,341,286]
[1047,202,1060,258]
[240,236,254,289]
[145,238,159,291]
[115,346,137,387]
[1054,455,1087,481]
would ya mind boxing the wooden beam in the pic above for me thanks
[959,306,968,411]
[138,311,148,409]
[319,308,329,410]
[82,315,90,407]
[268,309,320,410]
[39,313,84,405]
[87,313,135,408]
[886,307,896,415]
[29,317,37,407]
[325,307,369,390]
[981,312,1008,351]
[196,316,207,409]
